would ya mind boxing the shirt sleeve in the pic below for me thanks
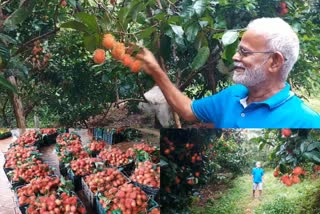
[191,96,218,124]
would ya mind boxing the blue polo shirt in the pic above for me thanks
[252,167,264,183]
[191,83,320,128]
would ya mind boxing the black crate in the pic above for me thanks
[59,162,67,176]
[43,133,58,146]
[148,198,159,212]
[3,167,13,181]
[0,131,12,140]
[116,160,135,176]
[95,196,107,214]
[14,185,27,214]
[82,178,97,209]
[132,181,160,197]
[67,169,82,191]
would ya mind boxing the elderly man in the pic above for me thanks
[137,17,320,128]
[251,161,264,199]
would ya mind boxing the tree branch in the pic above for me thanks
[136,77,149,103]
[15,28,60,56]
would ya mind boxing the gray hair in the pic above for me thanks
[247,17,299,81]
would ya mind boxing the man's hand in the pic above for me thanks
[136,48,163,77]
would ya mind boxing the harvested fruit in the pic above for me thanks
[149,208,160,214]
[99,148,133,167]
[17,176,61,206]
[11,161,52,183]
[99,183,148,214]
[84,168,128,196]
[130,161,160,188]
[129,59,142,73]
[5,146,40,169]
[12,130,42,147]
[281,129,291,137]
[87,140,106,153]
[40,128,57,135]
[292,166,304,176]
[103,33,116,49]
[111,42,125,60]
[26,192,86,214]
[70,157,103,176]
[93,49,106,64]
[121,54,134,67]
[133,143,157,154]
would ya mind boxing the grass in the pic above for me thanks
[190,169,320,214]
[304,97,320,113]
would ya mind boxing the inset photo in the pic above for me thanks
[160,129,320,214]
[0,127,160,214]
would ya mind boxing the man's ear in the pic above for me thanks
[269,51,285,73]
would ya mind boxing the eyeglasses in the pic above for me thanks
[236,46,274,57]
[236,46,287,61]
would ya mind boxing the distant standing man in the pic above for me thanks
[251,161,264,198]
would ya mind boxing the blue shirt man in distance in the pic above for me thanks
[251,161,264,199]
[137,17,320,128]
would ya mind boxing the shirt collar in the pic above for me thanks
[237,83,294,109]
[260,83,294,109]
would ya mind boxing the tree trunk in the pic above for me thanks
[7,75,26,128]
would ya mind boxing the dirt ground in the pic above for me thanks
[87,105,156,128]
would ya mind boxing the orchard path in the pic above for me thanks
[192,169,320,214]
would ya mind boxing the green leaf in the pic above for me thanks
[300,141,307,153]
[191,46,210,70]
[0,75,17,93]
[222,30,239,46]
[170,24,184,38]
[128,1,144,22]
[0,34,17,45]
[194,32,208,50]
[75,12,100,34]
[118,7,130,28]
[222,40,238,65]
[60,21,91,34]
[193,0,207,16]
[185,23,200,42]
[3,0,37,31]
[138,26,156,39]
[84,35,101,52]
[0,44,10,64]
[68,0,77,7]
[307,142,320,152]
[304,151,320,163]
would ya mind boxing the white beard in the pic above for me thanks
[232,63,267,87]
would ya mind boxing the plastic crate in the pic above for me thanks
[3,167,13,181]
[95,196,107,214]
[67,169,82,191]
[102,129,116,145]
[43,133,58,146]
[82,178,96,209]
[116,160,135,176]
[132,181,160,197]
[59,162,67,176]
[147,198,159,212]
[93,128,104,141]
[0,131,12,140]
[14,185,27,214]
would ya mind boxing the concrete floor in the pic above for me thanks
[0,136,21,214]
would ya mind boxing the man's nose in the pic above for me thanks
[232,51,241,62]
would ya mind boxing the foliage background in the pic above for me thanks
[0,0,319,127]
